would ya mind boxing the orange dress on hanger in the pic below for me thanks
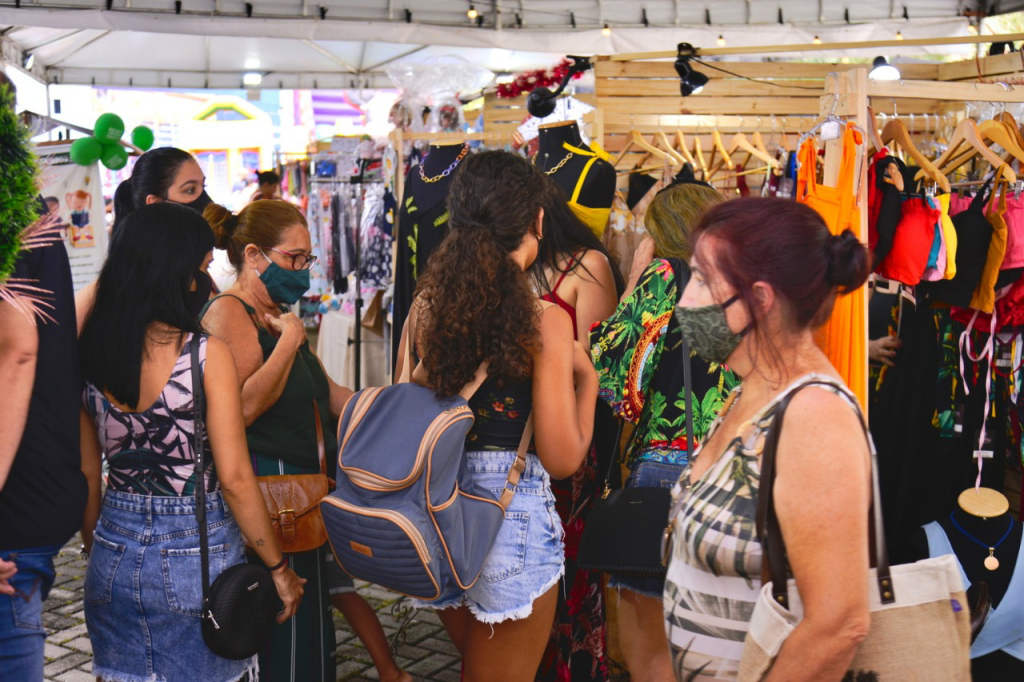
[797,123,868,408]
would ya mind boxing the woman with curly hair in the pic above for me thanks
[397,150,598,682]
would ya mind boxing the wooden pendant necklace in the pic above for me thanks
[949,512,1015,571]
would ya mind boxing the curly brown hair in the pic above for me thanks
[415,150,546,397]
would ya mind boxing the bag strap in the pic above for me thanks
[756,379,892,610]
[313,400,327,479]
[190,335,213,620]
[496,414,534,510]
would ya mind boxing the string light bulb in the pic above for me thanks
[602,24,611,37]
[717,35,726,47]
[895,31,904,40]
[967,24,979,36]
[813,36,822,44]
[467,5,477,19]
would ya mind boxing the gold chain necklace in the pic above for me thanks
[533,151,574,176]
[419,145,469,183]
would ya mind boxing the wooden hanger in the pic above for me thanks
[711,128,734,171]
[692,135,709,178]
[612,126,642,167]
[939,119,1024,173]
[657,130,687,166]
[726,132,780,168]
[919,118,1019,184]
[751,129,770,157]
[674,130,697,168]
[880,118,950,192]
[627,130,680,167]
[865,106,886,155]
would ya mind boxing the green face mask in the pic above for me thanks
[674,295,749,365]
[259,252,310,305]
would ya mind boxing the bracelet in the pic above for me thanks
[266,557,288,572]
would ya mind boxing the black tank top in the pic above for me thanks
[466,376,533,451]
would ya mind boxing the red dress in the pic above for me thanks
[537,252,608,681]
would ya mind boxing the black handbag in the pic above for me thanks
[577,332,697,578]
[190,338,279,660]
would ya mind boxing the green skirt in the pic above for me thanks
[248,452,334,682]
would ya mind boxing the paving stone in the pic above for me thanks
[65,637,93,654]
[42,652,90,677]
[336,658,372,680]
[405,652,459,676]
[43,642,72,660]
[47,623,89,644]
[54,670,95,682]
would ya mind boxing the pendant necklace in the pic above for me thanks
[948,512,1015,571]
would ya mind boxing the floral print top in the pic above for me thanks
[83,334,218,496]
[466,378,533,452]
[590,258,739,468]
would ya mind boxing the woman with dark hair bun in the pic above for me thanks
[400,150,598,681]
[663,198,872,681]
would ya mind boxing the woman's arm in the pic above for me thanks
[202,297,304,427]
[572,250,619,352]
[621,236,656,303]
[75,280,97,337]
[531,305,598,479]
[203,337,305,623]
[311,353,354,419]
[762,389,873,682]
[79,405,103,554]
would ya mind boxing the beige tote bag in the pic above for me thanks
[737,380,971,682]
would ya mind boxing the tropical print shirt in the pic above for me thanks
[589,258,739,469]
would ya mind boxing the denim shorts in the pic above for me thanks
[84,489,257,682]
[607,458,687,600]
[411,451,565,624]
[0,542,63,682]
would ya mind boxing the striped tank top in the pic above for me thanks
[662,373,857,680]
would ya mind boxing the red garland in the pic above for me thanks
[496,59,585,99]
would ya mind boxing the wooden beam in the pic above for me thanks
[595,60,939,81]
[606,33,1024,61]
[866,78,1024,103]
[597,78,825,98]
[937,51,1024,81]
[597,96,945,117]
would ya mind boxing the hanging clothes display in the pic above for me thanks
[796,122,868,407]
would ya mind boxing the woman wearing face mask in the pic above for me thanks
[589,182,732,682]
[76,147,214,333]
[664,198,872,681]
[199,200,362,682]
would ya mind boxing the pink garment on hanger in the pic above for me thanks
[1002,194,1024,269]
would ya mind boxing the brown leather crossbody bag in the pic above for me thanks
[245,402,331,554]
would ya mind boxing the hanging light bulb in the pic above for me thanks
[895,31,904,40]
[967,24,979,36]
[602,24,612,37]
[717,35,726,47]
[813,36,822,44]
[467,5,478,19]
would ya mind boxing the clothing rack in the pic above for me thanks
[310,161,386,392]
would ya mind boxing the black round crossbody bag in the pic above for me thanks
[190,338,279,660]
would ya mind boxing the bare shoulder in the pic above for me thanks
[777,382,868,461]
[201,294,252,332]
[574,249,614,285]
[535,303,573,345]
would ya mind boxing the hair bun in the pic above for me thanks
[825,229,870,293]
[225,213,240,235]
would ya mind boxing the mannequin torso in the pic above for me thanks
[536,122,615,236]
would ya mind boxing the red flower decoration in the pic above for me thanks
[492,402,505,412]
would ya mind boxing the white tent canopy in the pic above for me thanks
[0,1,991,90]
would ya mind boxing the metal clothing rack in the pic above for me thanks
[310,159,385,391]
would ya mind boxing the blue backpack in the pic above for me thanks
[320,360,533,601]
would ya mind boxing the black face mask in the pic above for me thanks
[188,270,215,319]
[173,189,213,214]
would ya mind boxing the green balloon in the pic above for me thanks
[100,142,129,170]
[69,136,102,166]
[94,113,125,143]
[130,125,155,151]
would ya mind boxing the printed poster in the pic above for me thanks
[36,150,108,291]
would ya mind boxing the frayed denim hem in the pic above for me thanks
[93,657,257,682]
[466,563,565,625]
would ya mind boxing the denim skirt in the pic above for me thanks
[84,489,256,682]
[412,451,565,624]
[607,458,687,600]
